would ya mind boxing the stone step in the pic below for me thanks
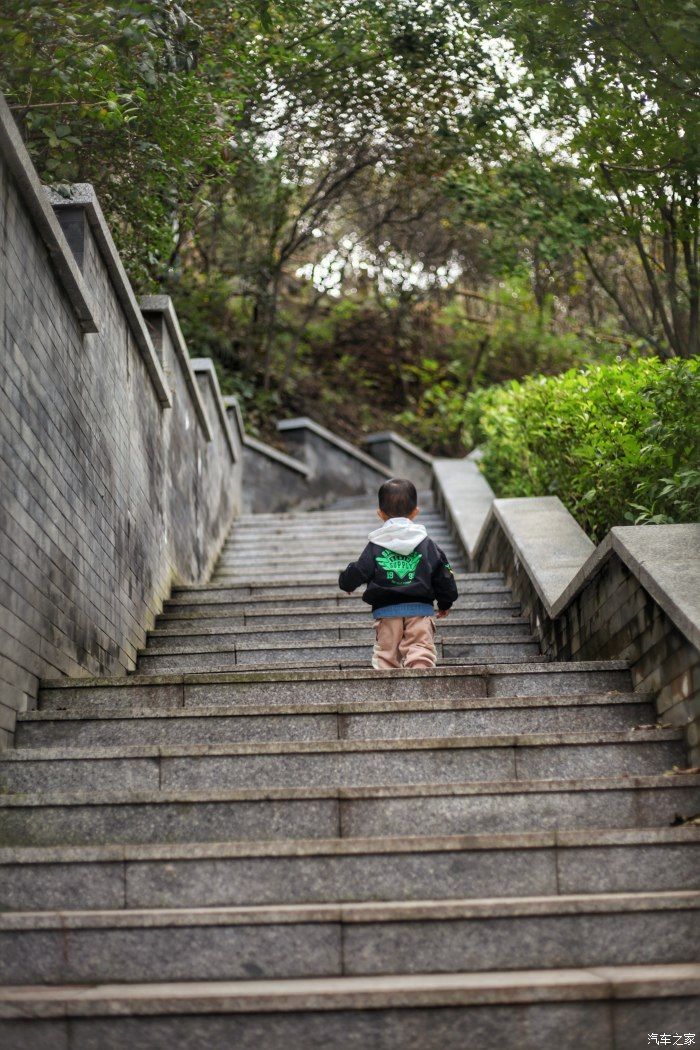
[1,825,699,911]
[220,542,462,557]
[0,891,697,985]
[0,729,684,795]
[1,775,697,850]
[224,516,449,533]
[215,559,467,574]
[1,965,697,1050]
[166,593,519,614]
[207,575,476,592]
[38,662,633,711]
[221,531,466,545]
[136,640,544,674]
[146,620,534,646]
[15,693,656,749]
[207,573,483,589]
[156,606,526,629]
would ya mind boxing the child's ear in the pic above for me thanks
[377,509,388,521]
[408,507,420,520]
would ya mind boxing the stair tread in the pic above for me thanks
[1,825,697,864]
[2,727,682,761]
[3,771,697,806]
[20,691,655,720]
[1,963,698,1016]
[2,890,698,929]
[39,659,632,690]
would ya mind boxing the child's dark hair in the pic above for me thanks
[378,478,418,518]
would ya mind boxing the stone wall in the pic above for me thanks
[474,511,700,767]
[0,97,240,745]
[278,417,392,500]
[363,431,434,490]
[223,397,313,514]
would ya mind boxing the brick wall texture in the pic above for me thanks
[0,155,240,746]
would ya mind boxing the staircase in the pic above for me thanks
[0,495,698,1047]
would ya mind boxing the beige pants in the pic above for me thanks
[372,616,437,670]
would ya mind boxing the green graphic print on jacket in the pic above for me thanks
[375,549,422,582]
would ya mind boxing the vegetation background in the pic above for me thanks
[2,0,698,534]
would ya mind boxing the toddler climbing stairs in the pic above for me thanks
[0,496,698,1048]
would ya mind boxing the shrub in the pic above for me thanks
[462,357,700,541]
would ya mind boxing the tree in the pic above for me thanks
[448,0,700,357]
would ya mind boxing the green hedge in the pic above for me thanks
[463,357,700,541]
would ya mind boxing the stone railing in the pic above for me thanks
[277,417,392,498]
[223,397,312,514]
[362,431,434,490]
[433,457,700,765]
[0,94,241,743]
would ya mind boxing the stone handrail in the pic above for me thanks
[140,296,212,441]
[0,94,98,334]
[46,184,171,407]
[432,457,699,764]
[431,458,496,566]
[363,431,435,489]
[190,360,239,464]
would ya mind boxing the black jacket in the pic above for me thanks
[338,537,458,611]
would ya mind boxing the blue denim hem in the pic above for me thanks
[372,602,434,619]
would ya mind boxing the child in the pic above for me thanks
[338,478,458,669]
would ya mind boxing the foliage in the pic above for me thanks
[463,358,700,541]
[447,0,700,357]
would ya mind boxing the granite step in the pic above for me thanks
[145,619,534,646]
[136,639,544,674]
[156,606,525,629]
[38,662,634,711]
[217,542,466,557]
[165,593,519,614]
[0,891,697,985]
[14,693,656,749]
[0,776,697,850]
[1,965,697,1050]
[1,829,698,911]
[0,730,685,795]
[207,575,481,591]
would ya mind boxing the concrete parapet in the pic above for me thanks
[432,458,496,566]
[479,514,699,765]
[362,431,434,489]
[278,417,392,500]
[222,397,312,514]
[0,96,241,744]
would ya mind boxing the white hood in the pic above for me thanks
[368,517,427,555]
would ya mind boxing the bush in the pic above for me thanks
[463,357,700,541]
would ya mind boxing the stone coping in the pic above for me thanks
[0,964,698,1017]
[189,359,238,463]
[221,397,310,477]
[277,417,393,477]
[139,295,212,441]
[432,459,495,559]
[486,497,596,613]
[0,94,98,333]
[363,431,435,465]
[0,827,696,866]
[551,524,700,649]
[45,184,171,407]
[436,460,699,654]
